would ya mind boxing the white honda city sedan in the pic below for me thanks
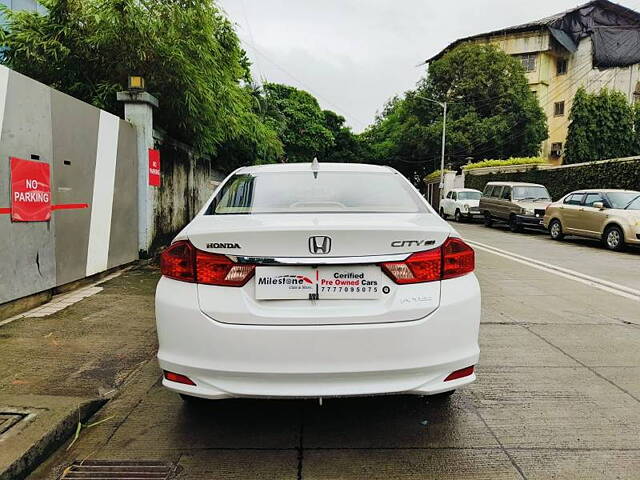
[155,162,480,401]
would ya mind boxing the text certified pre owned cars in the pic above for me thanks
[155,163,480,401]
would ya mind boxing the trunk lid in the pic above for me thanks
[186,213,450,257]
[187,213,448,326]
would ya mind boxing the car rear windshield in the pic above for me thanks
[607,191,640,209]
[207,171,428,215]
[458,192,481,201]
[512,186,551,201]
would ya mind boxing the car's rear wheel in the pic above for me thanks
[549,219,564,240]
[483,212,493,227]
[180,393,206,405]
[603,225,625,251]
[430,389,456,401]
[439,208,447,219]
[509,215,523,233]
[454,209,462,222]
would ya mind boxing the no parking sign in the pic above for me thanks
[10,157,51,222]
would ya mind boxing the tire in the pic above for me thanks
[431,389,456,401]
[454,209,462,222]
[549,219,564,241]
[179,393,206,405]
[603,225,625,251]
[439,208,447,219]
[509,215,523,233]
[483,212,493,227]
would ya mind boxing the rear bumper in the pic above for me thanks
[155,275,481,399]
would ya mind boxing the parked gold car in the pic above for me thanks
[543,189,640,251]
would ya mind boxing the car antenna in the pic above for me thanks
[311,157,319,179]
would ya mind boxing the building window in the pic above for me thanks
[519,53,537,72]
[554,101,565,116]
[634,82,640,104]
[550,142,563,157]
[557,58,568,75]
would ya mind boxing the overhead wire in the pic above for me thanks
[238,36,370,130]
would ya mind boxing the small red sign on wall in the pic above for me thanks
[10,157,52,222]
[149,149,161,187]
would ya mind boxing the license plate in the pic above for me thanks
[255,266,382,300]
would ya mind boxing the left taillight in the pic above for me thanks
[160,240,196,282]
[160,240,255,287]
[381,237,474,284]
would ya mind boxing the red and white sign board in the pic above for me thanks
[10,157,52,222]
[148,149,161,187]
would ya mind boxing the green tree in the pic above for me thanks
[565,87,634,163]
[261,83,334,163]
[0,0,282,166]
[320,110,368,163]
[363,44,548,180]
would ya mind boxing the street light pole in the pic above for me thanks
[415,94,448,191]
[439,101,447,190]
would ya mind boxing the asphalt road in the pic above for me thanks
[30,222,640,480]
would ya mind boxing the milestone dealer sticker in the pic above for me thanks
[255,266,382,300]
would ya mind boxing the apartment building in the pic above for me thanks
[426,0,640,163]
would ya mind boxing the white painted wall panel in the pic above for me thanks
[86,111,119,276]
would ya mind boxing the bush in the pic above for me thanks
[564,87,635,164]
[424,169,453,183]
[464,159,640,200]
[463,157,545,170]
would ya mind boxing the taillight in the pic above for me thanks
[160,240,255,286]
[381,249,441,284]
[195,250,255,286]
[442,237,475,280]
[160,240,196,282]
[381,237,474,284]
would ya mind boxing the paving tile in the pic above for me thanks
[302,448,522,480]
[469,367,640,449]
[178,450,298,479]
[594,366,640,399]
[479,324,578,367]
[104,384,301,450]
[529,324,640,366]
[303,393,498,449]
[511,449,640,480]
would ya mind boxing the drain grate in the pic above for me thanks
[60,460,175,479]
[0,412,27,435]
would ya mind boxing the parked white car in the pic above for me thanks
[155,163,480,401]
[440,188,483,222]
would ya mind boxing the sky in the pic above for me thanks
[218,0,640,133]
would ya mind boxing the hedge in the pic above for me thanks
[424,169,453,182]
[464,159,640,200]
[463,157,545,170]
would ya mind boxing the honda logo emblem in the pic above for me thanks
[309,236,332,255]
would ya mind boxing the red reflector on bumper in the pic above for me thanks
[163,370,196,386]
[444,366,475,382]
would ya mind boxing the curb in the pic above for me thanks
[0,398,106,480]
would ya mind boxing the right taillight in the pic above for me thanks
[381,237,474,284]
[160,240,255,286]
[442,237,475,280]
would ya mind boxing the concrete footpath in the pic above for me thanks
[0,265,160,479]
